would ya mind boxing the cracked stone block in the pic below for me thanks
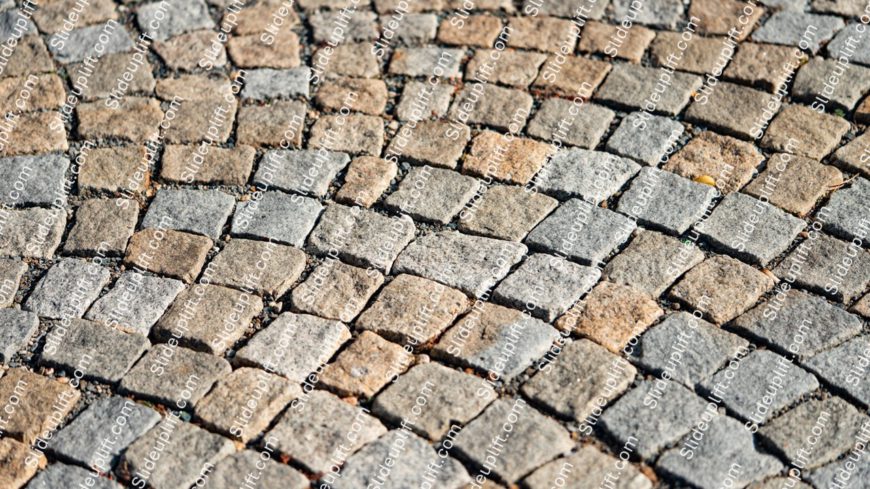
[48,22,134,64]
[316,77,387,115]
[580,20,655,62]
[819,178,870,244]
[700,350,818,425]
[828,22,870,66]
[195,367,300,442]
[77,97,164,143]
[744,154,843,217]
[120,346,231,406]
[535,148,640,202]
[0,368,80,444]
[793,58,870,111]
[493,253,600,322]
[137,0,213,41]
[237,101,305,147]
[385,166,480,224]
[526,99,615,149]
[761,105,850,160]
[665,131,764,195]
[290,260,383,321]
[526,199,636,266]
[86,271,180,335]
[231,191,323,247]
[142,189,235,240]
[458,185,558,241]
[657,415,783,489]
[805,335,870,408]
[161,144,254,185]
[388,47,463,77]
[393,231,527,297]
[725,42,808,92]
[25,258,110,320]
[600,380,709,461]
[609,0,683,28]
[523,446,653,489]
[433,302,560,380]
[65,199,138,256]
[521,338,636,422]
[0,208,66,259]
[832,131,870,178]
[462,130,554,185]
[732,289,863,359]
[373,362,495,440]
[386,120,470,169]
[605,112,684,166]
[557,281,663,353]
[698,192,806,266]
[206,451,309,489]
[207,239,306,297]
[773,233,870,303]
[336,156,396,207]
[396,81,452,122]
[465,49,546,86]
[25,463,121,489]
[506,15,579,53]
[0,309,38,363]
[685,82,781,140]
[307,204,414,271]
[532,55,611,96]
[255,149,349,197]
[332,429,470,489]
[241,68,310,100]
[78,145,149,194]
[122,420,234,489]
[50,396,160,469]
[234,312,351,382]
[310,113,384,156]
[0,154,68,205]
[595,64,702,115]
[320,331,411,397]
[154,284,263,354]
[68,52,155,101]
[448,84,533,131]
[356,273,469,345]
[632,312,750,387]
[760,397,868,469]
[455,398,574,482]
[752,12,844,53]
[669,255,775,324]
[40,319,149,383]
[603,230,705,298]
[125,229,212,283]
[267,390,386,473]
[0,438,41,488]
[618,167,718,235]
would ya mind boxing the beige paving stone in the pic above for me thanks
[315,42,380,79]
[649,33,730,74]
[32,0,116,33]
[78,145,150,194]
[462,130,554,185]
[832,131,870,177]
[315,77,388,115]
[458,184,558,241]
[321,331,412,397]
[0,438,43,489]
[664,131,764,194]
[386,120,470,169]
[310,114,384,156]
[237,100,306,148]
[744,154,843,216]
[760,104,851,160]
[0,112,68,156]
[227,31,301,68]
[68,52,156,101]
[233,0,299,34]
[125,229,213,283]
[64,198,139,256]
[437,15,503,47]
[290,260,384,321]
[77,97,163,143]
[0,368,81,444]
[0,36,54,78]
[335,156,397,207]
[523,445,653,489]
[725,43,807,92]
[556,281,663,353]
[0,74,65,112]
[532,55,611,95]
[689,0,764,39]
[208,238,306,297]
[579,20,655,62]
[160,144,255,185]
[507,16,579,53]
[466,49,547,87]
[856,95,870,124]
[154,30,226,70]
[164,98,237,145]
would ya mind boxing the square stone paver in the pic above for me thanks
[207,239,306,297]
[395,81,452,122]
[372,362,495,440]
[521,338,636,423]
[556,281,663,353]
[664,131,764,195]
[393,231,527,297]
[752,12,844,53]
[77,145,149,194]
[64,199,138,256]
[605,112,684,166]
[526,99,615,150]
[40,319,149,383]
[523,446,653,489]
[241,67,310,100]
[493,253,600,321]
[685,82,782,140]
[669,255,775,324]
[459,185,558,241]
[142,189,235,240]
[237,100,306,147]
[24,463,121,489]
[335,156,397,207]
[136,0,214,41]
[48,22,134,63]
[805,335,870,408]
[234,312,351,382]
[773,233,870,303]
[761,104,850,160]
[309,114,384,156]
[0,368,80,444]
[827,22,870,66]
[125,229,212,283]
[689,0,764,39]
[77,97,163,143]
[388,46,463,77]
[195,367,300,442]
[119,346,231,406]
[387,120,470,169]
[595,64,702,115]
[160,145,255,185]
[0,208,66,259]
[465,49,546,87]
[526,199,636,266]
[832,131,870,177]
[744,154,842,217]
[355,273,470,345]
[580,20,655,62]
[617,167,718,235]
[648,33,726,75]
[290,260,383,321]
[316,77,386,115]
[231,191,323,247]
[535,148,640,203]
[24,258,110,320]
[448,83,533,131]
[462,130,555,185]
[731,289,863,358]
[725,42,807,92]
[320,331,412,397]
[255,149,349,197]
[267,390,386,473]
[85,272,184,335]
[532,55,611,96]
[699,349,819,426]
[600,380,710,461]
[0,154,68,206]
[792,57,870,111]
[384,166,480,224]
[454,398,574,483]
[819,177,870,243]
[609,0,683,29]
[438,14,502,47]
[602,230,705,298]
[0,309,38,364]
[433,302,560,380]
[0,260,26,308]
[506,15,579,53]
[209,451,308,489]
[808,457,870,489]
